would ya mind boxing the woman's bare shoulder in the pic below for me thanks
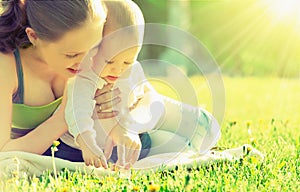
[51,74,67,98]
[0,52,18,91]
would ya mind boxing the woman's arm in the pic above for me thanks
[0,81,14,151]
[1,109,68,154]
[0,55,69,153]
[0,53,18,150]
[1,89,69,154]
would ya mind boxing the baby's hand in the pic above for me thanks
[104,124,141,169]
[81,147,107,168]
[77,132,108,168]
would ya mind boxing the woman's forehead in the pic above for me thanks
[54,20,104,53]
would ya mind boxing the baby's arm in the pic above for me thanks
[76,131,108,168]
[119,62,165,133]
[127,84,165,133]
[65,70,107,168]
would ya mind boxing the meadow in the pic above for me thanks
[1,0,300,191]
[1,76,299,191]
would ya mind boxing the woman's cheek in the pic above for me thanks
[89,48,98,58]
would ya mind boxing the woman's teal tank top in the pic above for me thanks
[11,49,62,138]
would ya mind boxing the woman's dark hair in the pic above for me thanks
[0,0,106,53]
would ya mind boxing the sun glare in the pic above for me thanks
[260,0,300,23]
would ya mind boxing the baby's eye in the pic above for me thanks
[105,60,114,64]
[124,61,133,65]
[66,54,79,59]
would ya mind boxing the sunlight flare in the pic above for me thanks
[260,0,300,23]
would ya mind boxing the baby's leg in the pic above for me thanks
[148,96,220,155]
[148,130,190,156]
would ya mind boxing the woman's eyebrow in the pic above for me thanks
[64,41,102,55]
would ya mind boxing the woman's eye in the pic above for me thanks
[66,54,79,59]
[105,60,114,64]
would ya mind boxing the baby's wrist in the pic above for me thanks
[76,134,86,148]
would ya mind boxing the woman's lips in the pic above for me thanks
[106,76,118,81]
[67,68,82,74]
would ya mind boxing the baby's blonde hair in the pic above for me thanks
[103,0,144,43]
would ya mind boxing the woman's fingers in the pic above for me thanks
[95,87,121,104]
[97,111,119,119]
[95,83,113,95]
[94,84,121,120]
[97,96,121,112]
[96,96,121,119]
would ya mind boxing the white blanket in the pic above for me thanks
[0,144,264,179]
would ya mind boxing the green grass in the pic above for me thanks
[1,77,300,191]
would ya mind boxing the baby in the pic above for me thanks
[60,0,221,169]
[60,0,164,168]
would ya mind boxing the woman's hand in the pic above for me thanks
[104,124,141,169]
[94,84,121,119]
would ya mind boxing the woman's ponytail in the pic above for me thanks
[0,0,31,53]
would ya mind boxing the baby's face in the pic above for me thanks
[99,46,139,83]
[92,32,140,83]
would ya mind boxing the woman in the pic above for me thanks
[0,0,119,154]
[0,0,220,169]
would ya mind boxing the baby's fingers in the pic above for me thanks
[99,155,108,169]
[84,158,93,167]
[93,156,107,169]
[93,149,108,169]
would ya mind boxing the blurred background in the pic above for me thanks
[1,0,298,121]
[133,0,300,78]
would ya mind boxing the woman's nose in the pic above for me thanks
[78,54,86,62]
[74,55,87,67]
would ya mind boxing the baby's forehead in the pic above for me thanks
[102,29,140,46]
[99,41,139,60]
[101,44,139,58]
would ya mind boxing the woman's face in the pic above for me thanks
[36,19,104,78]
